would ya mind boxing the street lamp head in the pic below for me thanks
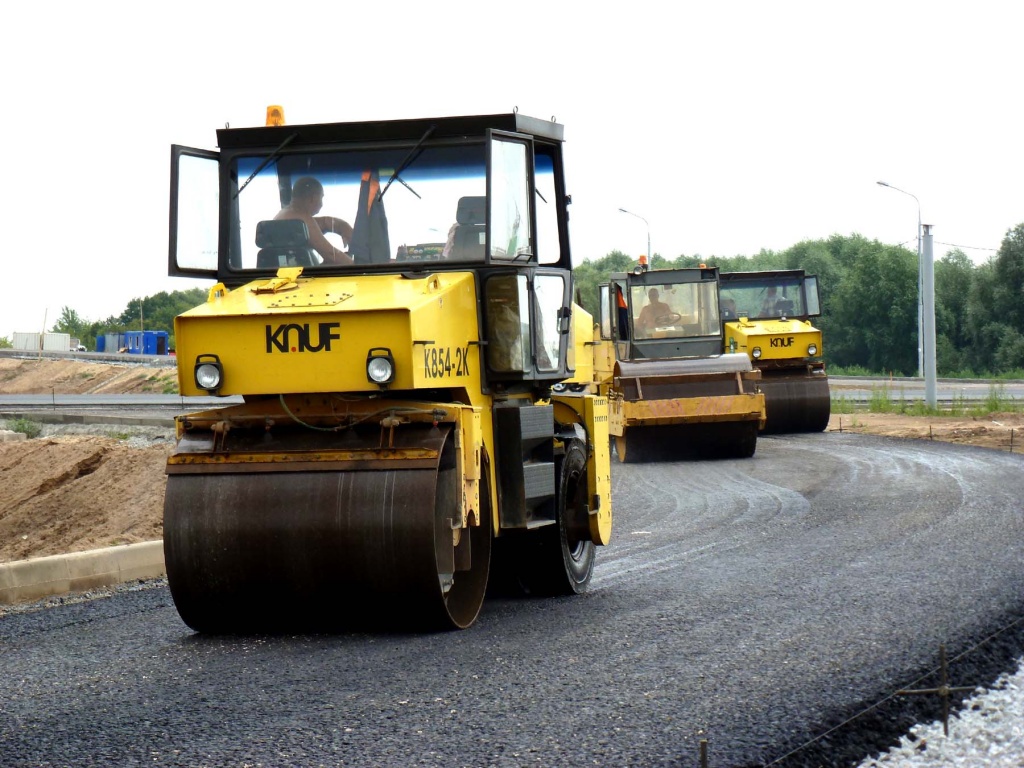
[876,181,890,187]
[619,207,652,261]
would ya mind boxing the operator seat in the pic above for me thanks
[448,196,486,260]
[255,219,319,268]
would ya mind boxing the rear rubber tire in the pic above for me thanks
[733,420,758,458]
[521,439,595,595]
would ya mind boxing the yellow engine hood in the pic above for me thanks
[175,271,481,397]
[724,317,823,362]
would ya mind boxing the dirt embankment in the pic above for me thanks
[1,357,176,563]
[0,436,170,562]
[830,410,1024,453]
[0,356,178,395]
[0,358,1022,563]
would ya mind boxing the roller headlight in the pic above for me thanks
[194,354,224,394]
[366,347,396,386]
[751,347,762,359]
[807,343,818,356]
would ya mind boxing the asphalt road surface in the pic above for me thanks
[2,433,1023,767]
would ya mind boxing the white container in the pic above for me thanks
[42,333,71,352]
[12,332,40,351]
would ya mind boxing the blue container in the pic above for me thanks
[124,330,170,355]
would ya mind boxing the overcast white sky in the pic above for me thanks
[2,1,1020,339]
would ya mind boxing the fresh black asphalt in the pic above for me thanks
[2,433,1023,767]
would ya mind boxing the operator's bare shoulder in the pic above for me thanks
[273,206,311,224]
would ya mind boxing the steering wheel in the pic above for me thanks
[655,312,682,325]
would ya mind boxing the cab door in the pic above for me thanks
[169,145,220,279]
[482,268,572,382]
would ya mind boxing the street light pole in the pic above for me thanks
[619,207,651,262]
[876,181,923,377]
[921,224,937,408]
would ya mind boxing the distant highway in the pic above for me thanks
[0,394,241,409]
[829,376,1024,406]
[1,344,1020,411]
[0,383,1019,412]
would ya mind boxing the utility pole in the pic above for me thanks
[922,224,937,408]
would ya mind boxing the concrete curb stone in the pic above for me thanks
[0,540,165,605]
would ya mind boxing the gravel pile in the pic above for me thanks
[4,420,175,448]
[758,605,1024,767]
[856,655,1024,767]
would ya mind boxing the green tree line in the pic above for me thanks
[3,223,1021,377]
[27,288,209,352]
[574,223,1024,378]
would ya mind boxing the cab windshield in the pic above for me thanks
[629,280,720,339]
[720,276,812,320]
[228,138,544,271]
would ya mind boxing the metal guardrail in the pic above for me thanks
[0,348,177,367]
[828,375,1024,408]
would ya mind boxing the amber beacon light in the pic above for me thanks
[266,105,286,126]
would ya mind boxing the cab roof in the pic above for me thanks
[217,113,565,150]
[719,269,808,283]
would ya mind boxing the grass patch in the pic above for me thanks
[7,418,42,438]
[868,384,900,413]
[901,400,944,417]
[984,382,1011,413]
[995,368,1024,380]
[826,364,876,377]
[830,393,856,414]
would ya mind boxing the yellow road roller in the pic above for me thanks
[586,264,765,462]
[719,269,829,433]
[164,110,612,632]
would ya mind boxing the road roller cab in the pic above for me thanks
[719,270,830,433]
[164,111,612,632]
[591,265,766,462]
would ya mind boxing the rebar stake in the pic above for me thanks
[896,644,977,736]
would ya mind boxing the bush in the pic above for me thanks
[868,385,897,413]
[8,418,42,438]
[994,368,1024,381]
[827,364,874,377]
[830,394,856,414]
